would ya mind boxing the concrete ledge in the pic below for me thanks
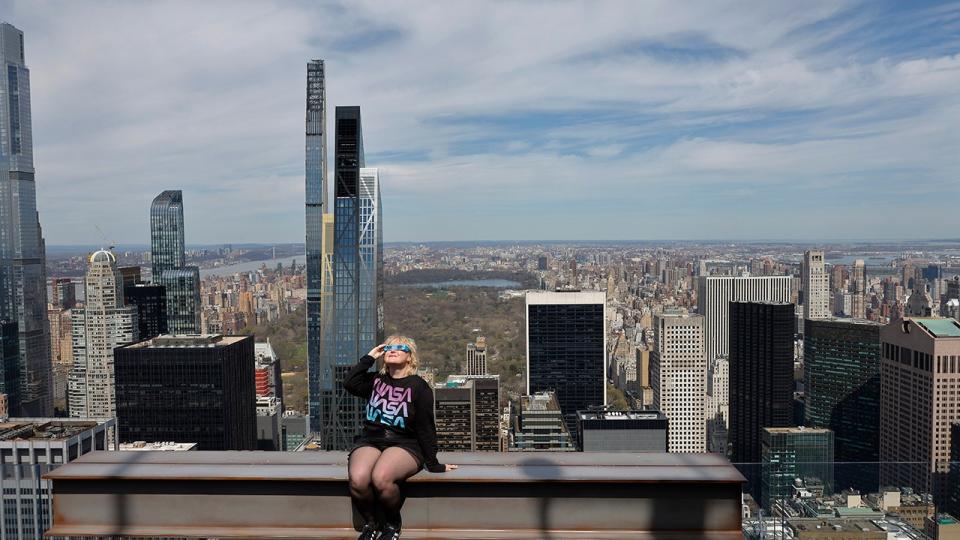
[45,451,746,539]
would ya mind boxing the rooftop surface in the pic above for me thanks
[125,334,249,348]
[0,420,100,441]
[914,317,960,338]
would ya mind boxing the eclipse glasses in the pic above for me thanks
[383,344,412,353]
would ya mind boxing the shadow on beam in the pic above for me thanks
[45,451,746,539]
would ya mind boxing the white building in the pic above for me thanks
[697,275,793,365]
[68,250,138,419]
[802,250,830,323]
[651,313,707,453]
[707,356,729,454]
[0,418,115,539]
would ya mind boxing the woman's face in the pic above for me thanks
[382,341,412,368]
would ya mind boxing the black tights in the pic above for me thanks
[348,446,421,527]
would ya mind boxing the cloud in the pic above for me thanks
[5,0,959,243]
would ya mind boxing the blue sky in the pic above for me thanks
[3,0,959,243]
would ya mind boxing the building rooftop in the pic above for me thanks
[913,317,960,338]
[763,426,833,435]
[0,419,102,441]
[119,441,197,451]
[125,334,249,348]
[578,410,667,421]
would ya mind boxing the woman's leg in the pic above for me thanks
[348,446,382,525]
[370,447,421,527]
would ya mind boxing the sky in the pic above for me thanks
[2,0,959,244]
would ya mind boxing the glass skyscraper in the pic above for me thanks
[319,107,384,450]
[305,60,327,433]
[149,190,200,333]
[0,22,51,416]
[804,318,881,491]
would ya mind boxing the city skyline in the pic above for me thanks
[1,2,958,244]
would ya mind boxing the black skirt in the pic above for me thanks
[349,427,425,470]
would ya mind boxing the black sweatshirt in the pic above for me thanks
[343,355,445,472]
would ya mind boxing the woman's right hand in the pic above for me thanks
[367,344,386,359]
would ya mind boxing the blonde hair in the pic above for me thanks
[378,334,420,375]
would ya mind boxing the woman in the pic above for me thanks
[343,335,457,540]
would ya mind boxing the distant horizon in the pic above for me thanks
[46,237,960,251]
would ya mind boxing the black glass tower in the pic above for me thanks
[526,291,606,443]
[114,335,256,450]
[149,191,200,333]
[305,60,327,435]
[729,302,795,465]
[0,321,20,415]
[124,283,168,340]
[804,318,881,491]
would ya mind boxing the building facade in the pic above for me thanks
[577,410,668,452]
[729,301,795,465]
[696,275,793,365]
[318,107,384,450]
[802,250,830,324]
[0,320,19,415]
[850,259,866,319]
[435,374,500,451]
[123,283,168,340]
[150,190,200,333]
[114,334,256,450]
[761,427,834,511]
[0,22,51,417]
[804,317,881,491]
[651,312,707,452]
[526,290,606,442]
[68,250,138,419]
[465,336,487,375]
[879,318,960,506]
[305,59,327,436]
[509,392,577,451]
[0,418,114,540]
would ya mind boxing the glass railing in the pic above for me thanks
[735,461,960,539]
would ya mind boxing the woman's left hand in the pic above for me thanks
[444,464,458,472]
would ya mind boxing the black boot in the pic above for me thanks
[379,522,401,540]
[357,522,380,540]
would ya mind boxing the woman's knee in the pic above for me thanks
[349,472,373,493]
[371,469,397,493]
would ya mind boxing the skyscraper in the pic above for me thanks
[850,259,866,319]
[68,250,138,419]
[880,318,960,506]
[115,334,257,450]
[804,317,881,491]
[440,374,500,451]
[150,190,200,333]
[0,22,51,416]
[123,283,168,340]
[729,301,794,465]
[761,427,834,510]
[319,108,384,450]
[466,336,487,375]
[802,250,829,324]
[526,290,606,442]
[305,59,327,434]
[696,276,793,365]
[434,379,475,451]
[0,321,19,415]
[651,312,707,452]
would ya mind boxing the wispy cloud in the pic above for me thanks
[6,0,959,243]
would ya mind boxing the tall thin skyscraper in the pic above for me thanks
[305,59,327,433]
[729,301,794,465]
[802,250,829,323]
[319,108,384,450]
[526,290,606,443]
[651,313,707,452]
[850,259,866,319]
[696,276,793,365]
[68,250,137,419]
[150,190,200,333]
[0,22,51,416]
